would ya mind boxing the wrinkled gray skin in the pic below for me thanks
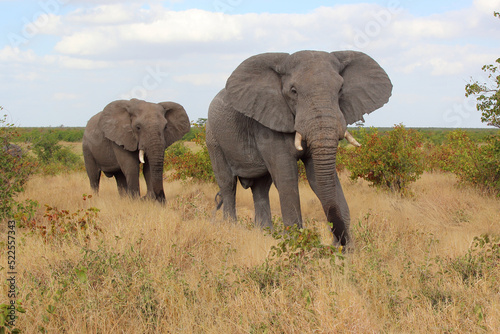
[206,50,392,247]
[83,99,190,202]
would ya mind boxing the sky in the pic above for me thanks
[0,0,499,128]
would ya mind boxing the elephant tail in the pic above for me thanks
[215,192,223,210]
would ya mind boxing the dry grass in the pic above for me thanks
[3,171,500,333]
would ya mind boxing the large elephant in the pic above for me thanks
[82,98,190,202]
[206,50,392,247]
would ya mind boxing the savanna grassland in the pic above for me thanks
[2,126,500,333]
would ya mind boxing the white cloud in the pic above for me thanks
[474,0,500,13]
[55,30,119,55]
[15,72,40,82]
[173,73,228,86]
[125,10,242,43]
[55,9,242,56]
[0,46,37,62]
[55,56,112,69]
[53,92,79,100]
[66,4,140,25]
[428,58,464,76]
[394,18,458,39]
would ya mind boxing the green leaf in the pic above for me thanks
[46,304,56,314]
[75,267,88,283]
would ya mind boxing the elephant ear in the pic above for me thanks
[225,52,295,133]
[100,100,138,151]
[331,51,392,125]
[159,102,191,147]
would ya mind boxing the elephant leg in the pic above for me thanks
[125,170,140,198]
[114,171,128,197]
[206,124,237,221]
[267,158,302,229]
[221,179,237,221]
[112,145,141,198]
[250,174,273,228]
[83,147,101,193]
[214,164,237,221]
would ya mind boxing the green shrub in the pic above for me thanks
[16,127,84,143]
[24,195,102,245]
[431,130,500,195]
[0,114,38,221]
[33,131,62,164]
[0,300,25,333]
[181,118,207,141]
[32,130,83,174]
[164,125,214,182]
[245,218,345,293]
[344,125,424,195]
[446,234,500,284]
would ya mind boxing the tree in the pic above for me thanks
[465,12,500,128]
[343,125,424,196]
[0,113,37,221]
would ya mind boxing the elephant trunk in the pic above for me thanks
[144,138,166,202]
[303,114,350,246]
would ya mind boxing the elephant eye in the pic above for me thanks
[135,124,141,131]
[290,86,298,95]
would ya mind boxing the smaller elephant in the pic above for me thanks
[82,98,190,202]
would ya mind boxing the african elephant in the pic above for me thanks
[206,50,392,247]
[82,98,190,202]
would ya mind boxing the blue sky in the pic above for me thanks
[1,0,499,127]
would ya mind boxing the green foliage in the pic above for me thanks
[0,301,25,334]
[269,221,345,263]
[0,114,38,221]
[15,127,84,143]
[29,239,159,333]
[245,219,345,293]
[344,125,424,195]
[182,118,207,141]
[164,124,215,182]
[32,130,83,174]
[428,130,500,195]
[446,234,500,284]
[465,57,500,128]
[22,195,103,245]
[33,131,62,164]
[465,13,500,128]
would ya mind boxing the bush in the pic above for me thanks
[430,130,500,195]
[446,234,500,284]
[245,218,345,293]
[0,114,38,221]
[344,125,424,195]
[181,118,207,141]
[16,127,84,143]
[164,124,214,182]
[24,195,102,245]
[32,130,83,174]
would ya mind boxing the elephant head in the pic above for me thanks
[99,98,190,201]
[224,50,392,245]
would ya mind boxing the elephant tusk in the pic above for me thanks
[294,132,304,151]
[345,131,361,147]
[139,149,145,164]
